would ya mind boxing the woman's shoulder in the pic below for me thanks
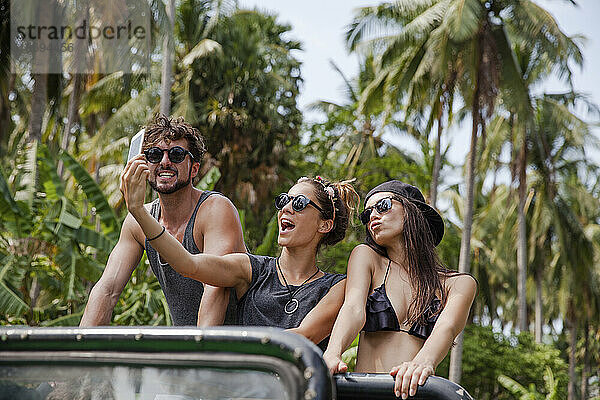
[347,244,382,274]
[350,243,381,259]
[443,271,478,294]
[245,254,276,275]
[246,253,275,263]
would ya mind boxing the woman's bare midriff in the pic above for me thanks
[355,330,424,372]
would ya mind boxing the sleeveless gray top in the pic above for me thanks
[238,254,345,350]
[145,191,237,326]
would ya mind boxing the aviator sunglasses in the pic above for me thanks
[359,197,398,225]
[275,193,324,213]
[144,146,194,164]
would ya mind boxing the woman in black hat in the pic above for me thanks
[324,180,477,399]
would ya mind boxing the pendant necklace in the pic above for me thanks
[276,257,320,314]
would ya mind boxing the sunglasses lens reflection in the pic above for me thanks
[169,147,187,163]
[275,194,312,212]
[360,198,394,225]
[275,194,290,210]
[291,195,309,211]
[145,148,163,163]
[376,198,392,213]
[145,147,189,164]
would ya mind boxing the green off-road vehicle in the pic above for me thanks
[0,326,474,400]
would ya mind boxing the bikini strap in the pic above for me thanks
[383,259,392,285]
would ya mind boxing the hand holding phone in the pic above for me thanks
[127,128,145,162]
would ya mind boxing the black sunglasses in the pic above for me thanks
[275,193,324,213]
[359,197,396,225]
[144,146,194,164]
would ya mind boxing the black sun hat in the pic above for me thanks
[365,180,444,246]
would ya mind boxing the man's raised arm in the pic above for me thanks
[80,213,145,326]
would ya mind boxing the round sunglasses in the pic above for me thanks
[359,197,396,225]
[275,193,324,213]
[144,146,194,164]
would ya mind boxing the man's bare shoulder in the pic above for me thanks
[193,191,245,251]
[122,202,156,245]
[196,192,239,220]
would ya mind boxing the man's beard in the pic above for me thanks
[149,169,192,194]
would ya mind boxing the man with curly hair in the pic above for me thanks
[81,115,245,326]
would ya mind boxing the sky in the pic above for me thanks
[238,0,600,175]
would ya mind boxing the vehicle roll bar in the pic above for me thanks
[335,373,474,400]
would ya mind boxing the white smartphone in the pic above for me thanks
[127,128,145,162]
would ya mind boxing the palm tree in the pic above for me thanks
[171,9,303,245]
[160,0,235,116]
[160,0,175,116]
[306,57,389,181]
[501,4,584,333]
[346,5,459,207]
[0,0,13,149]
[528,93,600,400]
[346,0,581,383]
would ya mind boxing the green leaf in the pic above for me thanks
[0,168,22,217]
[57,196,83,231]
[196,166,221,190]
[182,38,222,66]
[40,311,84,327]
[74,256,104,283]
[256,214,278,256]
[14,141,38,208]
[74,226,116,255]
[0,280,28,317]
[446,0,481,42]
[59,151,120,237]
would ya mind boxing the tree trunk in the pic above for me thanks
[534,263,543,343]
[448,87,480,384]
[28,1,53,142]
[581,318,589,400]
[159,0,175,116]
[57,5,88,177]
[57,73,83,176]
[29,76,48,142]
[568,309,578,400]
[0,73,14,150]
[430,104,443,208]
[517,138,528,332]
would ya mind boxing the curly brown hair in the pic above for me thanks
[142,114,206,162]
[296,176,360,251]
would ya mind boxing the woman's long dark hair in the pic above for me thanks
[365,195,457,327]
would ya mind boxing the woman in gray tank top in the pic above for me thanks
[121,166,360,348]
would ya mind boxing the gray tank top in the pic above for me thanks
[145,191,238,326]
[238,254,345,350]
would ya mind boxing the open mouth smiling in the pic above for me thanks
[157,170,177,180]
[280,218,296,233]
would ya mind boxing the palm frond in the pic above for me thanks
[182,39,223,66]
[59,151,120,237]
[0,257,28,317]
[446,0,482,42]
[40,311,84,326]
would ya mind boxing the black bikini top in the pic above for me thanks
[362,259,442,339]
